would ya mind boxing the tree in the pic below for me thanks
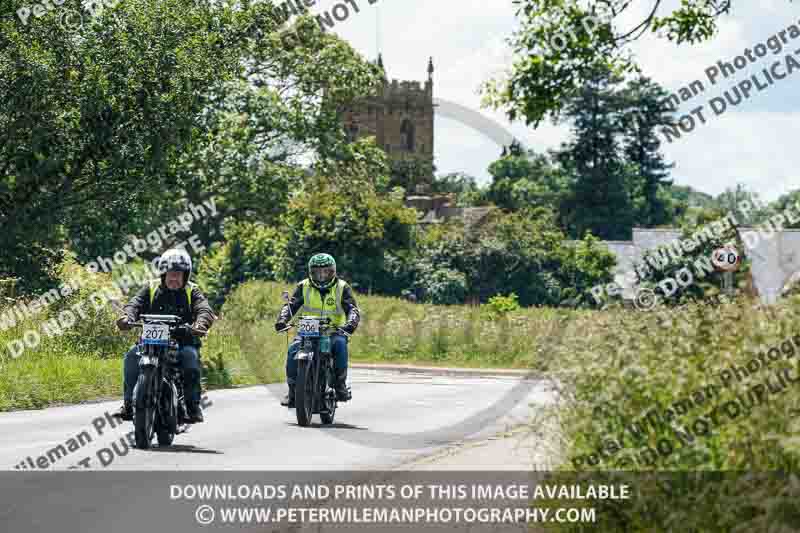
[0,0,386,290]
[388,155,436,194]
[430,172,487,207]
[714,184,772,225]
[275,139,419,294]
[1,0,248,288]
[556,66,634,240]
[619,76,678,227]
[486,148,568,215]
[408,208,615,306]
[771,189,800,229]
[483,0,740,126]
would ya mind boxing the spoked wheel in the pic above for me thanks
[134,367,158,449]
[320,366,337,425]
[157,427,175,446]
[157,383,177,446]
[295,360,314,427]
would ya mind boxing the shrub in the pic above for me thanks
[202,351,234,388]
[484,292,520,317]
[196,222,282,307]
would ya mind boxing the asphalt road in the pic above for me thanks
[0,367,557,471]
[0,368,557,533]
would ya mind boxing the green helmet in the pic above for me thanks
[308,253,337,289]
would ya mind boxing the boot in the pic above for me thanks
[334,369,351,402]
[113,401,133,421]
[281,385,295,408]
[186,403,204,424]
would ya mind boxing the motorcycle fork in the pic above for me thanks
[310,343,323,413]
[141,346,163,410]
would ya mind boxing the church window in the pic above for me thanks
[400,119,415,151]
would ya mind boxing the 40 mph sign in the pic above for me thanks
[712,246,741,272]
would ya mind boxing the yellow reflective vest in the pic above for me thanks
[149,280,193,307]
[299,278,347,327]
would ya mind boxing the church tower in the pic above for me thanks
[339,57,435,180]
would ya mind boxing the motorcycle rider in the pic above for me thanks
[113,248,216,423]
[275,253,360,407]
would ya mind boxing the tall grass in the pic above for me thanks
[0,262,262,411]
[219,280,586,373]
[534,293,800,531]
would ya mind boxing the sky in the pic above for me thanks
[300,0,800,202]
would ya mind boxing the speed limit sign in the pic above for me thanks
[712,246,741,272]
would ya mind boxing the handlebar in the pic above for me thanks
[129,322,207,338]
[276,317,349,337]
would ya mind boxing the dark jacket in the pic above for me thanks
[123,280,216,346]
[277,279,360,334]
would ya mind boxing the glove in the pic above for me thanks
[191,323,208,337]
[275,321,288,333]
[116,316,132,331]
[337,325,354,337]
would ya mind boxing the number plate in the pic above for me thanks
[142,323,170,345]
[298,318,320,337]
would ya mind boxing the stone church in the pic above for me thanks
[338,55,435,179]
[338,57,494,228]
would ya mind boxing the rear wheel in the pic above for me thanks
[295,359,314,427]
[134,366,158,449]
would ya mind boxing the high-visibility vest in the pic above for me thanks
[149,280,193,308]
[299,278,347,327]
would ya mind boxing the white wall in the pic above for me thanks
[598,228,800,304]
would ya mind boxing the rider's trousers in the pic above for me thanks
[285,335,348,386]
[123,345,202,407]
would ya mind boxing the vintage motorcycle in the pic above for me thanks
[131,314,203,449]
[279,315,344,427]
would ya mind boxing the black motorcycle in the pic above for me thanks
[131,314,202,449]
[279,316,343,427]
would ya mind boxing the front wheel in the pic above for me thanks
[157,382,177,446]
[320,365,336,425]
[295,359,314,427]
[134,366,158,449]
[157,428,175,446]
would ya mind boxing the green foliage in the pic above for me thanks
[487,147,569,215]
[409,208,615,307]
[484,293,521,316]
[226,280,579,368]
[201,351,234,389]
[0,261,262,411]
[541,295,800,530]
[484,0,739,126]
[0,0,385,290]
[415,265,468,306]
[635,211,748,303]
[431,172,488,207]
[772,189,800,228]
[621,76,679,227]
[556,66,634,240]
[388,155,436,193]
[555,233,618,305]
[277,147,419,293]
[196,222,282,307]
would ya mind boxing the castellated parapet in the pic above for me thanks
[339,58,436,164]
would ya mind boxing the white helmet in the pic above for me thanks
[157,248,192,284]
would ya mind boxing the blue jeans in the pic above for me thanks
[123,345,202,406]
[286,335,348,386]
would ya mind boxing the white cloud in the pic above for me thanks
[662,111,800,201]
